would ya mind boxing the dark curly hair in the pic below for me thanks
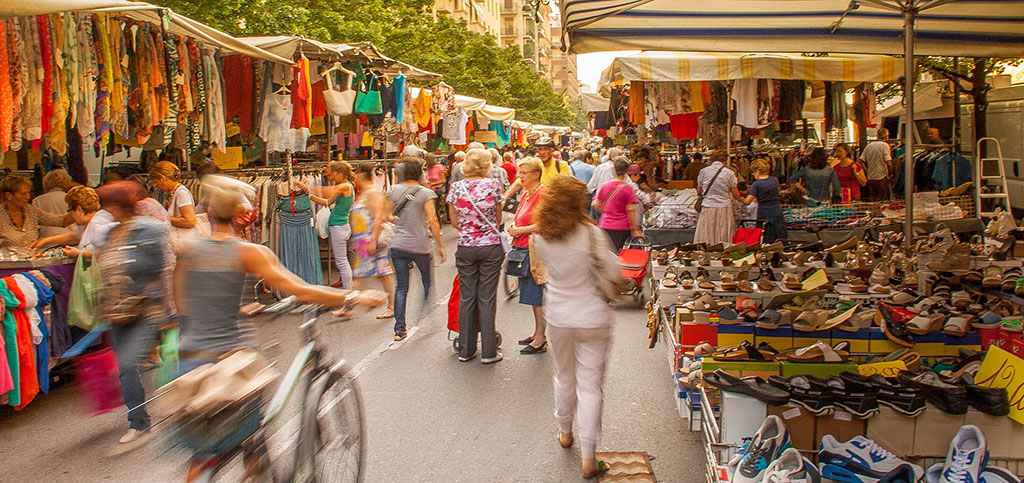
[535,175,593,242]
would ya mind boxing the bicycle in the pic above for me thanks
[174,296,366,483]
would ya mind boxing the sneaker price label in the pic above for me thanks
[782,407,803,420]
[833,410,853,421]
[857,360,908,378]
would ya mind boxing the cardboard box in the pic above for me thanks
[943,332,982,357]
[792,329,833,351]
[1010,418,1024,460]
[816,411,867,448]
[679,322,718,348]
[717,323,756,349]
[701,361,781,379]
[965,410,1015,459]
[977,327,1001,350]
[912,404,966,457]
[831,329,871,354]
[867,327,905,354]
[865,406,917,458]
[779,361,858,380]
[913,331,948,357]
[755,326,794,352]
[720,392,768,449]
[768,404,818,452]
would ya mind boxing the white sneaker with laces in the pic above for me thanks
[818,435,923,482]
[119,429,145,444]
[763,448,820,483]
[925,425,988,483]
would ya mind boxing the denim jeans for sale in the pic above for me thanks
[390,248,432,333]
[110,318,159,430]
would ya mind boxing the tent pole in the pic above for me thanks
[903,1,916,250]
[726,81,733,161]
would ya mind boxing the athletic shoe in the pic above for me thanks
[925,425,988,483]
[763,448,821,483]
[819,435,924,482]
[769,375,834,416]
[828,375,880,419]
[733,415,792,483]
[979,466,1024,483]
[868,374,926,417]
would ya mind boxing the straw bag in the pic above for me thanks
[323,71,355,117]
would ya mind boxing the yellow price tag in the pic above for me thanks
[974,346,1024,425]
[857,360,908,378]
[225,122,241,138]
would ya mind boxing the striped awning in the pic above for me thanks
[560,0,1024,57]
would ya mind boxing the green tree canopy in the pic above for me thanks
[155,0,584,128]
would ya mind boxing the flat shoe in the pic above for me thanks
[557,429,573,448]
[518,336,534,346]
[521,342,548,354]
[376,310,395,319]
[583,459,609,479]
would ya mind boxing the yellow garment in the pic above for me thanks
[361,131,373,147]
[540,159,570,186]
[628,81,645,125]
[688,81,705,113]
[414,90,432,129]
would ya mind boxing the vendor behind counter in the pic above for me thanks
[0,175,74,248]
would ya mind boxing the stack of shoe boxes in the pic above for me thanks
[864,405,1024,460]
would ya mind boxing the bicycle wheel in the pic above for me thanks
[311,367,366,483]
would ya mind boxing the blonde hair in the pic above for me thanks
[43,169,76,192]
[487,148,501,165]
[516,156,544,175]
[327,161,353,181]
[461,149,493,177]
[200,175,256,223]
[65,185,101,213]
[502,152,514,162]
[751,159,771,175]
[149,161,181,182]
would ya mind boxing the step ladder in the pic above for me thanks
[975,137,1012,218]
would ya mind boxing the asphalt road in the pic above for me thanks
[0,228,704,482]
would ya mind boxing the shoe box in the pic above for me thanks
[677,322,718,348]
[700,360,781,379]
[867,327,906,354]
[832,329,871,354]
[792,329,835,352]
[720,392,768,458]
[994,328,1024,357]
[865,406,917,458]
[912,404,966,457]
[978,327,1002,350]
[767,403,818,454]
[717,323,756,349]
[966,410,1017,459]
[942,331,982,356]
[779,361,858,380]
[913,331,948,357]
[754,326,794,351]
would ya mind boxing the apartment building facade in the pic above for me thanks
[433,0,502,38]
[549,23,580,103]
[497,0,553,79]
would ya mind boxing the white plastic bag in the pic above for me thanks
[315,207,330,239]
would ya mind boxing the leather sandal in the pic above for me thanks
[781,340,850,362]
[712,340,777,361]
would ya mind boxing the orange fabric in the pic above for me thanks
[4,277,38,410]
[0,21,12,152]
[629,81,645,125]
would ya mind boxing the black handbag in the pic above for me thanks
[505,247,530,277]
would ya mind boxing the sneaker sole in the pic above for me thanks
[789,398,835,416]
[833,402,880,419]
[878,399,926,417]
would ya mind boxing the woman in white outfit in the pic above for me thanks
[532,175,622,479]
[693,150,741,245]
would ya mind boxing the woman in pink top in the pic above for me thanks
[831,144,867,202]
[592,157,641,250]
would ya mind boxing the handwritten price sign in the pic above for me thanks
[975,346,1024,425]
[857,360,908,378]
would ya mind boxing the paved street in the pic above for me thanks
[0,229,704,482]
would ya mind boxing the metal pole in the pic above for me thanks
[903,2,916,249]
[726,81,733,161]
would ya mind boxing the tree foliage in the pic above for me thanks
[154,0,583,128]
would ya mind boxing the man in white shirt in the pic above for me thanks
[860,127,892,201]
[586,147,632,195]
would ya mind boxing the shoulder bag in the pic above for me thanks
[354,73,383,115]
[587,224,630,302]
[323,71,356,117]
[694,165,725,214]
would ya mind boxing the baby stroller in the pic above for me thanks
[446,274,503,353]
[618,236,652,308]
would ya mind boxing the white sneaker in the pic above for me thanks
[819,435,924,482]
[763,448,821,483]
[733,415,791,483]
[925,425,988,483]
[119,429,145,444]
[979,466,1022,483]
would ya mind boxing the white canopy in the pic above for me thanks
[479,105,516,121]
[878,81,952,119]
[1,1,294,65]
[559,0,1024,57]
[597,51,901,95]
[581,92,610,112]
[241,37,442,81]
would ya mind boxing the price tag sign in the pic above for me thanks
[857,360,908,378]
[974,346,1024,425]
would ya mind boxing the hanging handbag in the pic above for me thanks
[505,247,530,277]
[323,71,356,117]
[694,165,725,214]
[354,73,383,115]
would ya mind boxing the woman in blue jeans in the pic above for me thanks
[389,158,446,341]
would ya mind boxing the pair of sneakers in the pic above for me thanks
[731,416,819,483]
[925,425,1021,483]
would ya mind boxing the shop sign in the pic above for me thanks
[473,131,497,143]
[975,346,1024,425]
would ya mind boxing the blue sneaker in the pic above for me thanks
[763,448,821,483]
[733,415,791,483]
[925,425,989,483]
[818,435,923,482]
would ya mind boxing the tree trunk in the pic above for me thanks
[971,58,990,158]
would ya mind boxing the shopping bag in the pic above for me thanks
[75,347,124,416]
[68,253,102,330]
[447,274,460,333]
[354,73,383,115]
[155,327,180,388]
[732,227,762,246]
[323,71,356,117]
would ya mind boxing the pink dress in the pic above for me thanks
[833,163,861,201]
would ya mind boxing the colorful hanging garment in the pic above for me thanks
[203,48,226,151]
[160,16,180,146]
[2,277,38,410]
[8,19,25,151]
[0,21,12,152]
[0,279,21,406]
[289,55,311,129]
[628,81,645,126]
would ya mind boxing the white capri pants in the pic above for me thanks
[548,325,612,460]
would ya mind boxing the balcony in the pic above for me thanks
[501,27,518,37]
[501,4,517,14]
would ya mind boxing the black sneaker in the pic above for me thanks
[867,374,926,416]
[827,375,879,419]
[769,375,834,416]
[897,371,968,415]
[944,373,1010,416]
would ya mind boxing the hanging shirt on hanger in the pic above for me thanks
[290,56,311,130]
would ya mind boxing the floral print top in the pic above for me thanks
[446,178,502,247]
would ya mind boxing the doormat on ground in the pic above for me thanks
[596,451,656,482]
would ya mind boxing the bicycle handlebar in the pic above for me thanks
[248,296,331,320]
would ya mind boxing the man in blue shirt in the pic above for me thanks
[569,150,596,185]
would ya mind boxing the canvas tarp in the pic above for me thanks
[581,92,610,112]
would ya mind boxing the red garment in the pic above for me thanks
[36,15,53,151]
[4,277,37,410]
[501,162,517,184]
[289,57,311,129]
[310,80,327,118]
[670,112,701,139]
[512,186,544,247]
[221,55,254,135]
